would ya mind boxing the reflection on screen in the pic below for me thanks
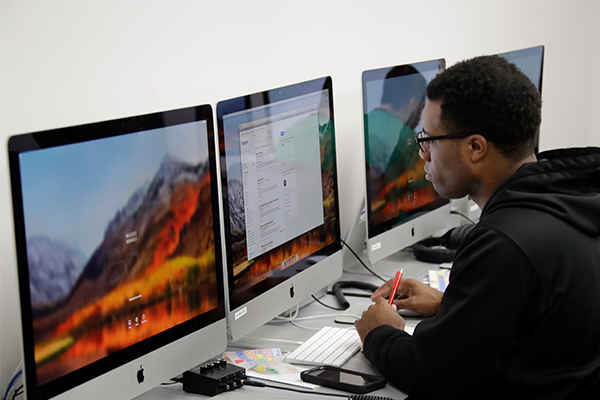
[239,108,324,260]
[497,45,544,91]
[19,122,220,385]
[363,60,448,238]
[220,84,339,309]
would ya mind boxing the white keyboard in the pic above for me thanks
[284,326,362,367]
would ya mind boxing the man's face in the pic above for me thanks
[420,100,474,199]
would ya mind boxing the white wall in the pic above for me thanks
[2,0,599,392]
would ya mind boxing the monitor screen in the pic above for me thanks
[217,77,342,341]
[362,59,451,263]
[497,45,544,153]
[497,45,544,92]
[8,105,227,400]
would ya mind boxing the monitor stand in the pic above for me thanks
[342,193,369,275]
[227,287,328,352]
[342,194,469,278]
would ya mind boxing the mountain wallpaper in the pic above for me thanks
[26,154,219,385]
[227,118,338,293]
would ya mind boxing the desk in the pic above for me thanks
[135,249,435,400]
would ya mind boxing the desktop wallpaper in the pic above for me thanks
[20,124,220,385]
[222,93,338,296]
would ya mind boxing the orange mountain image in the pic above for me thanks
[30,158,220,386]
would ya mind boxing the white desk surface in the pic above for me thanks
[135,249,436,400]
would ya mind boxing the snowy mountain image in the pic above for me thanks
[227,178,246,238]
[27,236,86,309]
[21,129,220,385]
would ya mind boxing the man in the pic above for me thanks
[367,65,425,188]
[354,55,600,399]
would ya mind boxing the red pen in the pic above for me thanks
[388,269,404,306]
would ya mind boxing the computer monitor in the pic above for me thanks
[362,59,452,264]
[496,45,544,153]
[7,105,227,400]
[216,76,342,342]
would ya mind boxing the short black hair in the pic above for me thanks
[426,55,542,159]
[381,65,426,111]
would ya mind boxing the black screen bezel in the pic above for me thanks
[496,45,545,153]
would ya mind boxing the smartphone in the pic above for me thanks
[300,365,387,394]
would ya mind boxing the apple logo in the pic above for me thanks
[137,365,145,384]
[289,284,295,298]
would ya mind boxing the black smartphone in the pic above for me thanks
[300,365,387,394]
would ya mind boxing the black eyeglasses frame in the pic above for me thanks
[414,130,475,152]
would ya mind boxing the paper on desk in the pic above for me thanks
[224,348,318,389]
[429,269,450,292]
[224,348,289,373]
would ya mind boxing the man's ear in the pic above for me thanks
[466,134,488,163]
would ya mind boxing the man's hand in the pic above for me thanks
[372,278,443,316]
[354,297,405,343]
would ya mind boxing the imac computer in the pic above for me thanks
[8,105,227,399]
[362,59,453,264]
[496,45,544,153]
[216,76,343,342]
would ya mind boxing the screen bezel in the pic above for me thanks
[496,45,544,153]
[8,105,226,399]
[216,76,342,313]
[362,59,449,240]
[496,45,544,93]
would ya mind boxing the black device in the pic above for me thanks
[331,281,379,309]
[182,360,245,396]
[301,365,386,394]
[412,224,475,263]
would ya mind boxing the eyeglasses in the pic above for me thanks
[414,130,474,152]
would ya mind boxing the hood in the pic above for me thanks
[482,147,600,238]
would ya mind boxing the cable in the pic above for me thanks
[11,385,23,400]
[340,239,387,282]
[290,320,322,331]
[269,311,363,332]
[3,369,22,400]
[311,294,345,311]
[243,378,396,400]
[271,305,300,323]
[243,378,347,397]
[271,313,362,322]
[450,210,477,225]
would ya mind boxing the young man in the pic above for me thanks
[354,56,600,399]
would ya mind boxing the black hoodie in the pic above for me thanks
[363,147,600,400]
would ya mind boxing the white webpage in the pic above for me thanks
[239,108,324,261]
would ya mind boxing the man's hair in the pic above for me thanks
[382,65,427,111]
[426,55,542,159]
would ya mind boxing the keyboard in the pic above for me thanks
[284,326,362,367]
